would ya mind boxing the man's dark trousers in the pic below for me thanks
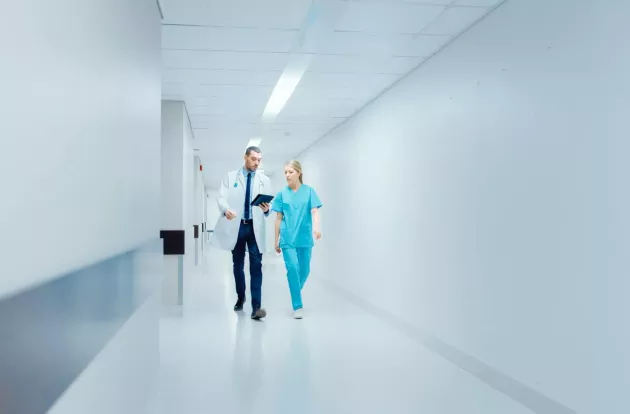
[232,220,263,309]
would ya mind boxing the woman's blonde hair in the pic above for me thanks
[287,160,303,183]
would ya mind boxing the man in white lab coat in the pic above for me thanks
[211,146,273,319]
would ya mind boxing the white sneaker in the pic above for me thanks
[293,308,303,319]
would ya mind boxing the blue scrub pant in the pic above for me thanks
[281,247,312,310]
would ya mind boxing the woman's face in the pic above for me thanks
[285,166,299,184]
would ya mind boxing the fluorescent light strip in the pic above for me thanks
[262,54,313,121]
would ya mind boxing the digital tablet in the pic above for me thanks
[251,193,274,206]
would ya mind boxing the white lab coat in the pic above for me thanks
[210,168,274,253]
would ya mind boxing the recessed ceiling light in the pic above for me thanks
[262,54,313,121]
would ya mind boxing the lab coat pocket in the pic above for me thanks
[211,215,240,251]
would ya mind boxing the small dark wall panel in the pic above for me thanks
[160,230,185,255]
[193,225,199,239]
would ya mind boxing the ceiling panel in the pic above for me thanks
[396,34,453,57]
[262,128,322,140]
[292,85,376,101]
[187,100,266,117]
[189,113,261,125]
[335,2,445,34]
[298,71,400,91]
[262,120,341,133]
[279,105,353,120]
[307,54,423,74]
[421,6,490,36]
[162,25,296,52]
[194,84,274,99]
[160,0,312,29]
[193,96,263,108]
[161,84,274,105]
[307,30,452,58]
[162,50,291,71]
[454,0,504,6]
[160,0,507,188]
[282,95,362,118]
[162,68,281,86]
[271,117,345,131]
[262,136,321,158]
[403,0,453,3]
[194,127,257,141]
[301,31,413,57]
[289,87,360,105]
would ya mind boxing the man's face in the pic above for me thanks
[244,151,262,171]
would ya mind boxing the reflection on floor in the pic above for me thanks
[144,249,529,414]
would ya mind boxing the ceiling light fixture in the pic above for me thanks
[262,54,313,121]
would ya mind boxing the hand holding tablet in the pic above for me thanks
[251,194,274,207]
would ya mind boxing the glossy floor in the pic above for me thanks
[144,249,529,414]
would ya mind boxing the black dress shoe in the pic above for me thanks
[251,307,267,320]
[234,298,245,311]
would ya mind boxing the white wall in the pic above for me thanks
[160,100,197,237]
[183,111,195,233]
[289,1,629,413]
[182,107,196,270]
[161,101,186,230]
[0,1,162,413]
[0,0,162,299]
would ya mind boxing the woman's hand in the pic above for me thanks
[274,213,283,254]
[311,208,321,241]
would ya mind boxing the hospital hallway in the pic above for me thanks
[3,0,629,413]
[145,249,534,414]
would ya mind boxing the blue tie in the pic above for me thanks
[244,172,252,220]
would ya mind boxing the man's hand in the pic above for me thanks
[224,210,237,220]
[259,202,270,213]
[313,230,321,240]
[275,243,281,254]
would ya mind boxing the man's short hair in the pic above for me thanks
[245,146,261,156]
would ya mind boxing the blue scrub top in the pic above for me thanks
[271,184,323,249]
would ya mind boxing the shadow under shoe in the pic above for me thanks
[234,297,245,311]
[251,307,266,320]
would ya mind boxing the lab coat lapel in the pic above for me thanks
[252,172,261,199]
[237,169,245,189]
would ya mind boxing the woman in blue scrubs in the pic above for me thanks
[272,160,322,319]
